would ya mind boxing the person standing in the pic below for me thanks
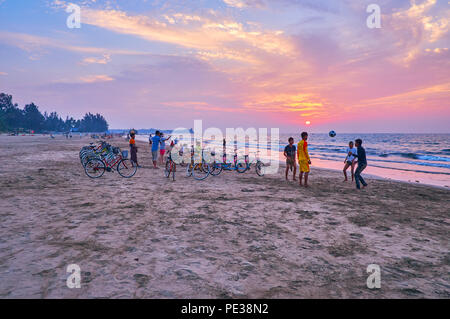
[343,141,357,182]
[297,132,311,187]
[351,139,368,189]
[129,132,139,167]
[284,137,297,181]
[159,133,171,165]
[151,131,161,168]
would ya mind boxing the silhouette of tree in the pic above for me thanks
[0,92,109,133]
[23,103,45,131]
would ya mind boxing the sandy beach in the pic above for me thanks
[0,135,449,299]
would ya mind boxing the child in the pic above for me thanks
[297,132,311,187]
[351,139,368,189]
[159,133,171,165]
[343,141,357,182]
[284,137,297,181]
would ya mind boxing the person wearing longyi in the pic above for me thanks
[129,132,139,167]
[297,132,311,187]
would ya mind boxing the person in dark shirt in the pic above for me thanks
[350,139,368,189]
[284,137,297,181]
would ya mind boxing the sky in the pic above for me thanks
[0,0,449,132]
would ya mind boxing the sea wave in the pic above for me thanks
[385,152,450,162]
[311,153,450,169]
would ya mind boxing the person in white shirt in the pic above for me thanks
[343,141,357,182]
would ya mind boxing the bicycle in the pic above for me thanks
[84,146,137,179]
[208,153,246,176]
[240,155,266,177]
[79,140,110,167]
[164,151,176,181]
[185,148,210,180]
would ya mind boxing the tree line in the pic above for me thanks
[0,93,109,133]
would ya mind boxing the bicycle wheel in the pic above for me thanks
[186,163,194,177]
[236,162,247,173]
[193,162,210,180]
[165,160,171,178]
[117,158,137,178]
[256,161,265,177]
[85,158,106,178]
[209,162,223,176]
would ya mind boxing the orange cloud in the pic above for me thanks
[79,75,114,83]
[81,54,111,65]
[81,8,295,63]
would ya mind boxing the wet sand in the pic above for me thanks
[0,135,449,298]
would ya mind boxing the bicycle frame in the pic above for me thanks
[103,153,123,169]
[219,154,242,171]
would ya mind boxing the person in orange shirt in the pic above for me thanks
[129,132,139,167]
[297,131,311,187]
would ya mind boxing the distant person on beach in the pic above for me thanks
[129,132,139,167]
[159,133,171,165]
[284,137,297,181]
[297,132,311,187]
[350,139,368,189]
[343,141,357,182]
[151,131,161,168]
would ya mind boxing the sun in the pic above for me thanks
[305,121,311,125]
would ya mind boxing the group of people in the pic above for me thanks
[149,131,172,169]
[129,130,368,189]
[284,132,368,189]
[128,130,173,169]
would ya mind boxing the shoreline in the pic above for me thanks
[1,133,448,189]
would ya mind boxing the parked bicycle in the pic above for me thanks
[79,140,110,167]
[164,151,176,181]
[81,142,137,179]
[184,147,210,180]
[239,154,266,177]
[208,153,246,176]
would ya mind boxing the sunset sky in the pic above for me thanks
[0,0,449,132]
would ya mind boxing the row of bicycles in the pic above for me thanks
[164,148,265,181]
[79,141,138,179]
